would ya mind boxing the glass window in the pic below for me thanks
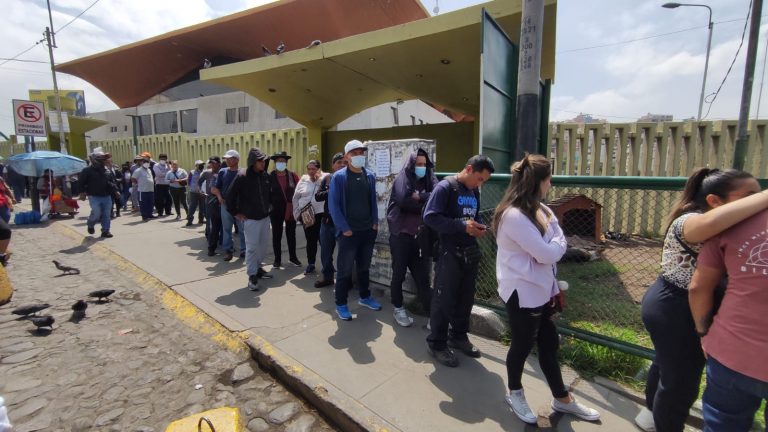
[124,125,128,131]
[153,111,178,134]
[391,107,399,126]
[225,108,236,124]
[275,110,287,119]
[138,115,152,136]
[180,109,198,133]
[238,106,249,123]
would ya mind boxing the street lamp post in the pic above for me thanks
[663,2,713,121]
[126,115,140,156]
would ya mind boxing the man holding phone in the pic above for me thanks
[423,155,495,367]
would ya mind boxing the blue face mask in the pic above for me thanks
[414,166,427,178]
[350,155,366,169]
[275,162,287,172]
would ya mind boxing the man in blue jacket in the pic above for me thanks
[328,140,382,321]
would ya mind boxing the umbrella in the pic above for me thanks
[7,151,87,177]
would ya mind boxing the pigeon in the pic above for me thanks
[261,45,273,56]
[276,41,285,54]
[53,260,80,275]
[88,289,115,302]
[202,58,212,69]
[72,300,87,312]
[306,39,321,49]
[12,303,50,317]
[29,315,55,330]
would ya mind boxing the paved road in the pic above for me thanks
[0,219,333,432]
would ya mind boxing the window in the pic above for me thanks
[138,115,151,136]
[153,111,178,134]
[391,106,399,126]
[411,115,416,126]
[275,110,287,119]
[109,126,117,133]
[124,125,128,132]
[180,109,198,133]
[238,106,249,123]
[225,108,236,124]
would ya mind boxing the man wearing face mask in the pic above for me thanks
[78,149,118,238]
[386,149,438,327]
[132,155,156,221]
[153,153,173,217]
[269,151,301,268]
[328,140,382,321]
[186,160,206,227]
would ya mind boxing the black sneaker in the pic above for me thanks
[207,248,216,257]
[256,268,273,279]
[448,339,481,358]
[314,278,334,288]
[273,261,282,269]
[185,220,193,227]
[428,346,459,367]
[101,231,113,238]
[248,276,259,291]
[239,251,245,259]
[289,257,302,267]
[87,226,95,235]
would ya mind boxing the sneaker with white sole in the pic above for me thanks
[336,305,352,321]
[634,407,656,431]
[505,389,537,424]
[551,396,600,421]
[358,296,382,311]
[393,307,413,327]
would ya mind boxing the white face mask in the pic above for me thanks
[159,160,167,166]
[275,162,287,172]
[350,155,366,169]
[142,162,150,168]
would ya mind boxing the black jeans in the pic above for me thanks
[389,233,432,314]
[504,290,568,398]
[154,184,173,215]
[334,229,376,306]
[206,199,222,251]
[641,276,705,432]
[427,244,479,349]
[169,187,188,218]
[271,214,297,264]
[303,219,322,265]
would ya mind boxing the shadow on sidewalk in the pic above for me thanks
[58,237,100,254]
[328,307,383,365]
[215,286,262,309]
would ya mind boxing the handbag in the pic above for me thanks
[299,180,318,227]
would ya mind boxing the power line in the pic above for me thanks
[0,58,49,64]
[0,40,45,68]
[55,0,102,33]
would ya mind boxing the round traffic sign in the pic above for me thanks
[16,104,43,122]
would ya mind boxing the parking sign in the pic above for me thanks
[12,99,47,137]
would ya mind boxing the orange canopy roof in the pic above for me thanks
[56,0,428,108]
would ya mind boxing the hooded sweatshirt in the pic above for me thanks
[386,150,438,236]
[225,148,272,220]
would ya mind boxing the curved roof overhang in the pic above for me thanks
[201,0,556,129]
[56,0,428,108]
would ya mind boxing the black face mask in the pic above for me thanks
[197,164,205,171]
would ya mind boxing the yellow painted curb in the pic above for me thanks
[0,264,12,306]
[165,407,243,432]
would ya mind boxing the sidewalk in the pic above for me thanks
[51,203,649,431]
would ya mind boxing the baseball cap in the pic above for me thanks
[332,152,344,163]
[208,156,221,164]
[344,140,366,154]
[223,149,240,159]
[194,160,204,165]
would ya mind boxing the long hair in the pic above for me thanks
[666,168,754,231]
[491,153,552,235]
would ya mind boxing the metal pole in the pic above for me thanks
[697,9,713,121]
[44,27,68,155]
[734,0,762,170]
[755,35,768,119]
[129,115,139,155]
[515,0,545,158]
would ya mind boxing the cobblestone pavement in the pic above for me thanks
[0,223,334,432]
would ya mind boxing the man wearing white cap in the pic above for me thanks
[212,150,246,261]
[186,160,206,227]
[327,140,382,320]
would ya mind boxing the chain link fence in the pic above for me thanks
[443,173,693,358]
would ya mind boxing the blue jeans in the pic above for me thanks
[87,195,112,233]
[0,207,10,223]
[220,204,244,253]
[334,229,376,306]
[319,222,336,279]
[703,356,768,432]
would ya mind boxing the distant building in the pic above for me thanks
[638,113,673,122]
[569,113,606,124]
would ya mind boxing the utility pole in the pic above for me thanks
[734,0,762,170]
[44,0,68,155]
[515,0,545,158]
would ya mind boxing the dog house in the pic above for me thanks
[549,194,603,243]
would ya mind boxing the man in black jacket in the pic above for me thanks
[78,150,117,238]
[226,148,274,291]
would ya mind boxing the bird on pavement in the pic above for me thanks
[29,315,55,330]
[12,303,50,317]
[71,300,87,322]
[88,289,115,302]
[53,260,80,275]
[306,39,321,49]
[276,41,285,54]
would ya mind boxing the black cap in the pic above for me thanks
[208,156,221,164]
[332,152,344,163]
[270,151,292,161]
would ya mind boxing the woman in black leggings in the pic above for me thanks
[0,216,12,266]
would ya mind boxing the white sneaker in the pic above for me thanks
[634,407,656,431]
[551,396,600,421]
[393,307,413,327]
[505,389,537,424]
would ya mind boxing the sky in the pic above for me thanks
[0,0,766,136]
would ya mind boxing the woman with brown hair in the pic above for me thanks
[493,154,600,425]
[636,168,767,432]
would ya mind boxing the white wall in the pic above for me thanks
[334,100,453,131]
